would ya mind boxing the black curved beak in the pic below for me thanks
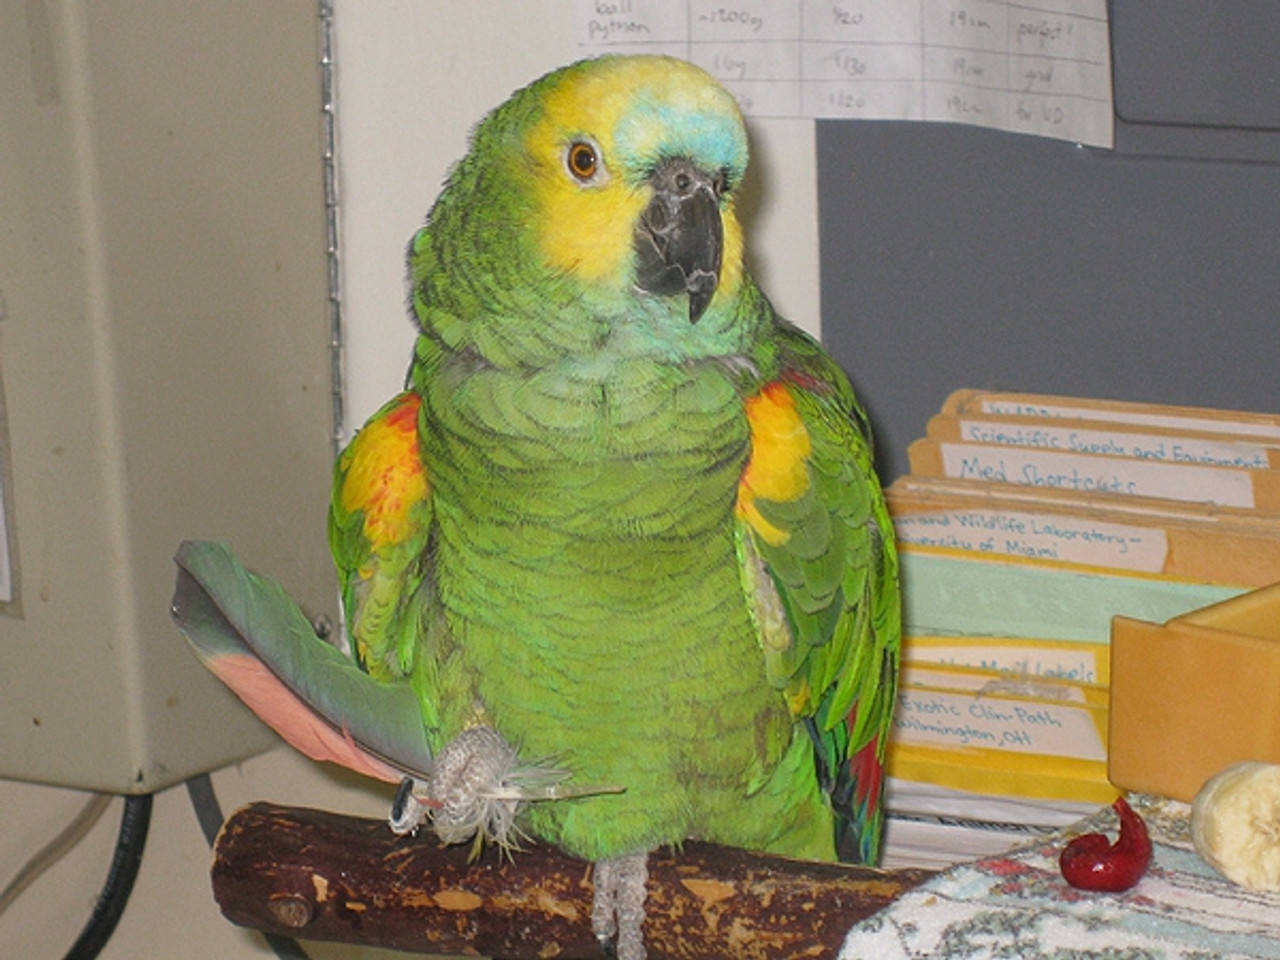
[633,158,723,323]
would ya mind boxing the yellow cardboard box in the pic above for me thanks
[1109,581,1280,802]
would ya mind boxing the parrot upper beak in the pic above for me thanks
[633,157,724,323]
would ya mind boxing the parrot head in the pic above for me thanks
[410,55,758,367]
[528,55,748,323]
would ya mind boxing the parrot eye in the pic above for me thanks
[565,140,603,184]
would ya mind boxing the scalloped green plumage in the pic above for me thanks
[182,56,901,880]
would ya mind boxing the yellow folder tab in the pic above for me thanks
[907,437,1280,511]
[1109,580,1280,802]
[904,634,1110,686]
[887,743,1119,806]
[888,670,1115,804]
[888,476,1280,587]
[941,388,1280,443]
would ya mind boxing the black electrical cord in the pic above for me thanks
[62,793,152,960]
[186,773,311,960]
[184,773,224,848]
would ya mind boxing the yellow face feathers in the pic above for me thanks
[531,132,649,286]
[719,201,745,306]
[525,56,750,303]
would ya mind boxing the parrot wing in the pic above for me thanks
[172,539,435,781]
[328,391,435,687]
[736,323,901,865]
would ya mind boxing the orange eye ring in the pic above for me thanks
[566,140,599,182]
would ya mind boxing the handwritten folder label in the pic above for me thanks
[903,634,1109,686]
[893,685,1106,762]
[951,417,1275,470]
[944,389,1280,442]
[894,507,1168,571]
[930,441,1259,508]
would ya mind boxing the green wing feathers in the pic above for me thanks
[172,393,443,784]
[736,325,901,864]
[328,391,434,685]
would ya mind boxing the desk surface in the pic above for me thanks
[842,795,1280,960]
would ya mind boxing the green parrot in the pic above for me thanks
[173,54,899,960]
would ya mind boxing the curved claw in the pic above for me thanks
[389,776,435,836]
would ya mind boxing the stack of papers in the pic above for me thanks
[881,390,1280,868]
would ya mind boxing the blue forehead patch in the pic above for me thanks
[612,89,749,185]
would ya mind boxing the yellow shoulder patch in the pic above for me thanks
[736,381,812,545]
[339,392,429,551]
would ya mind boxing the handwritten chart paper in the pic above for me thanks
[575,1,1113,147]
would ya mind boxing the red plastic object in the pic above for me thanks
[1059,796,1152,892]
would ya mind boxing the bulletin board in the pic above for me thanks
[816,1,1280,479]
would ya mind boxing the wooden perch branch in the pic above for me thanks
[212,802,934,959]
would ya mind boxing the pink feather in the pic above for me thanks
[205,652,405,784]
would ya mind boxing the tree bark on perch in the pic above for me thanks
[212,802,933,959]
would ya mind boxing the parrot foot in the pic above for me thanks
[591,852,649,960]
[425,725,528,850]
[384,726,521,845]
[395,724,582,852]
[387,725,626,853]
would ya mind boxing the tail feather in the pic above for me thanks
[818,700,886,866]
[198,650,404,783]
[841,734,885,864]
[172,540,434,780]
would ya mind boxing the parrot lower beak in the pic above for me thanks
[633,158,724,323]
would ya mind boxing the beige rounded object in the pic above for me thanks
[1190,761,1280,892]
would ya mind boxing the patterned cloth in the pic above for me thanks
[841,795,1280,959]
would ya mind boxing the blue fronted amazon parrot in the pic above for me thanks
[173,54,899,960]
